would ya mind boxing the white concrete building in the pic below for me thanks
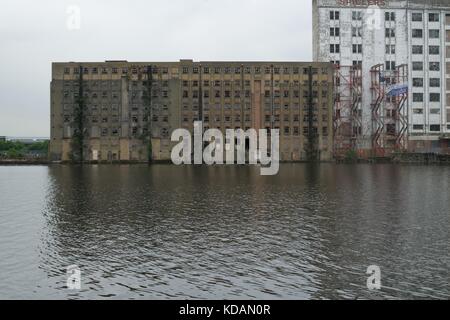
[313,0,450,154]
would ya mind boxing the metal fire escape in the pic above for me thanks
[394,64,408,152]
[370,63,409,157]
[333,64,362,159]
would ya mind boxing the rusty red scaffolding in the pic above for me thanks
[333,64,362,159]
[370,64,408,157]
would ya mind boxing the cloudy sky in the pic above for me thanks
[0,0,312,137]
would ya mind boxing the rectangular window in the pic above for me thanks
[429,46,440,55]
[412,29,423,38]
[429,30,440,39]
[413,93,424,102]
[385,12,395,22]
[412,62,423,71]
[330,27,340,37]
[385,28,395,38]
[430,109,440,114]
[413,125,424,130]
[430,78,440,87]
[352,44,362,54]
[412,13,423,22]
[386,61,396,71]
[429,62,440,71]
[412,45,423,54]
[430,125,441,132]
[352,27,362,37]
[413,78,424,87]
[330,44,340,54]
[430,93,440,102]
[352,11,362,21]
[330,11,340,20]
[386,45,395,54]
[429,13,440,22]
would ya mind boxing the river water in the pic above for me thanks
[0,164,448,300]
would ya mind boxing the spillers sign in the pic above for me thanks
[336,0,386,6]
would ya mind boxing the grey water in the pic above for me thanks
[0,164,448,300]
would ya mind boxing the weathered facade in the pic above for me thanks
[313,0,450,155]
[50,60,334,162]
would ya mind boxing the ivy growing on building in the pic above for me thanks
[71,65,86,162]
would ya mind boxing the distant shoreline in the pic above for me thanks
[1,155,450,166]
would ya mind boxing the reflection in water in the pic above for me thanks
[0,164,449,299]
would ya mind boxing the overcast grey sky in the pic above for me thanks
[0,0,312,137]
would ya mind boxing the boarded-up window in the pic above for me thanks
[447,30,450,42]
[447,94,450,106]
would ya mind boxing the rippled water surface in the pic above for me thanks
[0,164,448,299]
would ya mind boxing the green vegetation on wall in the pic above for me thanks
[71,65,86,162]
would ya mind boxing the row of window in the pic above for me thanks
[184,125,328,137]
[412,13,440,22]
[182,80,329,88]
[412,78,442,88]
[412,45,439,55]
[181,66,327,75]
[62,102,329,114]
[181,90,328,99]
[412,125,445,132]
[92,127,168,137]
[63,66,329,76]
[330,27,441,40]
[330,11,440,23]
[184,114,327,123]
[184,103,328,111]
[412,29,441,39]
[412,62,441,71]
[331,44,440,55]
[412,108,441,115]
[412,91,441,102]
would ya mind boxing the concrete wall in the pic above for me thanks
[313,0,450,154]
[50,60,335,162]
